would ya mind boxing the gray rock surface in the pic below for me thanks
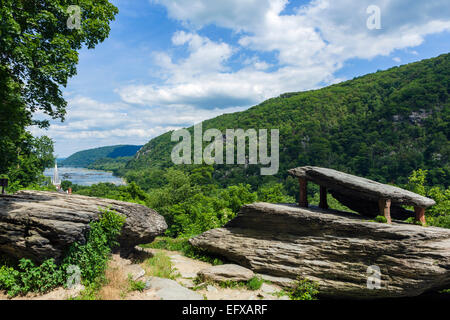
[260,283,277,294]
[288,166,436,207]
[0,190,167,263]
[124,264,146,281]
[198,264,255,283]
[145,277,203,300]
[190,202,450,299]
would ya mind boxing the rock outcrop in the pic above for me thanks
[0,190,167,263]
[190,202,450,299]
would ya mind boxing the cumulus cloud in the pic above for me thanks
[121,0,450,110]
[151,0,277,30]
[32,95,246,157]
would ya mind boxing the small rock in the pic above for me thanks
[124,264,146,281]
[259,274,295,288]
[66,284,85,298]
[177,278,195,289]
[180,272,197,279]
[260,283,277,294]
[206,285,218,293]
[198,264,254,282]
[146,277,203,300]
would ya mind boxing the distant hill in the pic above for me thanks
[61,145,142,168]
[122,53,449,191]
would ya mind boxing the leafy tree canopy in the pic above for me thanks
[0,0,118,186]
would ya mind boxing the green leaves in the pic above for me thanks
[0,0,118,188]
[289,278,320,300]
[62,209,125,284]
[405,169,450,228]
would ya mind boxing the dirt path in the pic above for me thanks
[1,248,289,300]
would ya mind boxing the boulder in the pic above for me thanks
[198,264,255,283]
[0,190,167,263]
[190,202,450,299]
[145,277,203,300]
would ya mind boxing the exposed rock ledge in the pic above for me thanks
[190,202,450,299]
[0,190,167,263]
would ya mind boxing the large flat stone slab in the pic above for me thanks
[288,166,435,207]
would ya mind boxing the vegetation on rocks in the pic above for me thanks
[0,209,125,297]
[287,278,320,301]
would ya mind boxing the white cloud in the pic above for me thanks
[152,0,279,30]
[127,0,450,111]
[32,95,246,157]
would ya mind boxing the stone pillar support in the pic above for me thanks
[319,186,328,210]
[298,178,308,208]
[378,198,392,224]
[414,207,426,225]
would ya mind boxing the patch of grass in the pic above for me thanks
[143,251,178,280]
[405,217,427,226]
[71,280,103,300]
[374,216,388,224]
[218,280,246,289]
[246,276,264,291]
[271,277,319,300]
[193,275,264,291]
[141,237,224,266]
[289,277,320,300]
[127,275,146,292]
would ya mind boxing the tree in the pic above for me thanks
[0,0,118,186]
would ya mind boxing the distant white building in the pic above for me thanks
[52,162,61,188]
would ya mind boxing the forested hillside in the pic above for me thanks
[61,145,142,167]
[123,53,449,193]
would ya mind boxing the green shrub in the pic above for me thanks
[246,276,264,291]
[0,258,63,297]
[289,277,320,300]
[128,275,146,292]
[61,208,125,284]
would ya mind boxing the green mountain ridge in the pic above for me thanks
[122,53,449,192]
[61,145,143,168]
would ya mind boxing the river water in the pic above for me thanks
[43,167,126,186]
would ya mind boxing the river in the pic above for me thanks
[43,167,126,186]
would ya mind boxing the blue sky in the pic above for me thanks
[32,0,450,157]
